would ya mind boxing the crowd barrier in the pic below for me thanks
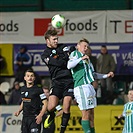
[0,105,124,133]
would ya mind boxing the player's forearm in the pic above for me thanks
[39,100,48,117]
[67,58,82,69]
[93,72,108,79]
[16,102,23,115]
[18,102,23,112]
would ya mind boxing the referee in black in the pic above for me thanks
[14,69,48,133]
[41,29,74,133]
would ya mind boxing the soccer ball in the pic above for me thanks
[51,14,65,29]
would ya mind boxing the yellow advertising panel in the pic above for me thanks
[95,105,124,133]
[0,105,124,133]
[0,44,13,76]
[55,105,124,133]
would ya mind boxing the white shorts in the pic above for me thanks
[74,84,97,110]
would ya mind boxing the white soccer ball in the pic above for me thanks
[51,14,65,29]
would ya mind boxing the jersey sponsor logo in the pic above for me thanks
[53,55,58,59]
[25,92,28,97]
[125,109,133,116]
[22,98,31,102]
[50,50,59,59]
[52,49,56,54]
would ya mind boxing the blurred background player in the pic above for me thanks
[0,91,7,105]
[86,46,98,91]
[42,86,63,133]
[14,45,32,82]
[118,88,133,133]
[14,69,48,133]
[86,46,97,71]
[8,81,21,105]
[96,45,116,104]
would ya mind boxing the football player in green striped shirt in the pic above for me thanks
[67,38,114,133]
[118,89,133,133]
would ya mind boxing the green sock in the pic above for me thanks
[81,120,90,133]
[90,127,95,133]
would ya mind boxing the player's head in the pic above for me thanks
[24,69,35,85]
[101,45,108,54]
[77,38,89,55]
[14,81,20,90]
[128,89,133,102]
[44,29,58,48]
[19,45,27,53]
[43,86,50,99]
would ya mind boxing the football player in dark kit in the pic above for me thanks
[14,69,48,133]
[41,29,74,133]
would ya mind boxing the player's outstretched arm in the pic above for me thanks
[14,102,23,117]
[93,72,114,79]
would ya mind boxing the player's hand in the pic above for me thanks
[118,114,123,119]
[56,110,63,117]
[35,115,42,124]
[92,80,98,89]
[107,72,114,78]
[82,55,89,60]
[14,111,20,117]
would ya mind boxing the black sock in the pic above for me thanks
[60,112,70,133]
[48,111,55,122]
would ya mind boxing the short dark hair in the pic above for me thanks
[129,88,133,91]
[44,30,58,40]
[25,69,35,75]
[101,45,106,48]
[43,86,49,91]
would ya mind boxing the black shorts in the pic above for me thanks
[21,116,41,133]
[50,78,74,100]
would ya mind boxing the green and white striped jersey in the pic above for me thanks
[69,50,94,88]
[122,101,133,133]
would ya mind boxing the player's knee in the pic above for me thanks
[48,105,56,111]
